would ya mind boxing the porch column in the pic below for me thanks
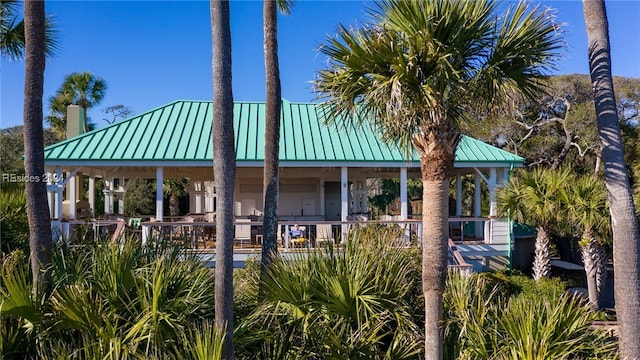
[362,178,369,214]
[55,167,62,220]
[76,172,83,202]
[118,179,125,215]
[68,175,77,220]
[103,179,112,215]
[341,166,348,242]
[456,175,463,216]
[156,167,164,221]
[488,168,497,217]
[46,172,54,218]
[474,172,482,236]
[189,181,204,214]
[88,176,95,217]
[319,177,326,217]
[400,167,408,219]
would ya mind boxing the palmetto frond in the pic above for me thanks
[315,0,563,154]
[565,175,610,238]
[0,0,59,61]
[497,167,570,229]
[59,71,108,109]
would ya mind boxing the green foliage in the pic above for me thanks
[0,0,59,61]
[0,188,29,254]
[236,228,423,359]
[464,74,640,176]
[481,271,567,303]
[46,72,107,139]
[444,273,618,360]
[0,239,220,359]
[124,178,156,216]
[0,126,58,178]
[368,178,423,218]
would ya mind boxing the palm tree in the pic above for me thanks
[497,168,569,281]
[47,72,107,137]
[22,0,52,292]
[211,0,235,358]
[260,0,293,284]
[563,175,609,310]
[1,0,58,61]
[314,1,563,358]
[163,178,188,217]
[583,0,640,357]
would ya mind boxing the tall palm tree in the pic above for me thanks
[563,175,609,310]
[46,71,107,137]
[22,0,52,292]
[211,0,235,358]
[314,1,563,358]
[497,168,569,281]
[1,0,58,61]
[260,0,293,284]
[583,1,640,357]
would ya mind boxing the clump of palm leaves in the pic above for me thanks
[235,226,423,359]
[0,238,223,359]
[443,273,618,360]
[0,187,29,254]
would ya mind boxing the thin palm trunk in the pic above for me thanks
[23,0,53,292]
[581,229,600,310]
[532,226,552,281]
[260,0,281,283]
[211,1,235,358]
[169,194,180,217]
[583,1,640,357]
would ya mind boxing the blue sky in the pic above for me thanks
[2,0,639,129]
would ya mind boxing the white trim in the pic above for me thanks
[400,167,408,219]
[156,167,164,221]
[474,174,483,236]
[43,160,523,169]
[341,167,348,242]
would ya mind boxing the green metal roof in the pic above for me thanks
[44,100,524,166]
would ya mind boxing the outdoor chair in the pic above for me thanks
[291,226,308,248]
[314,224,334,248]
[126,217,143,240]
[234,219,252,248]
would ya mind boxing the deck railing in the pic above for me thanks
[53,215,492,248]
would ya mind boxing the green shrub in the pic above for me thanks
[444,273,618,360]
[481,270,567,303]
[236,227,423,359]
[0,188,29,254]
[0,238,220,359]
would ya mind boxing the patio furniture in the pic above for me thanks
[315,224,334,247]
[234,219,251,248]
[290,225,308,248]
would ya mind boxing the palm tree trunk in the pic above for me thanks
[581,230,600,310]
[583,1,640,357]
[23,0,53,293]
[169,194,180,217]
[532,226,552,281]
[421,177,449,360]
[211,1,235,358]
[260,0,281,283]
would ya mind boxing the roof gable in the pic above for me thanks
[44,100,524,166]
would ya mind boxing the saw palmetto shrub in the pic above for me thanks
[0,239,222,359]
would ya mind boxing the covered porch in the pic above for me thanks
[43,100,524,271]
